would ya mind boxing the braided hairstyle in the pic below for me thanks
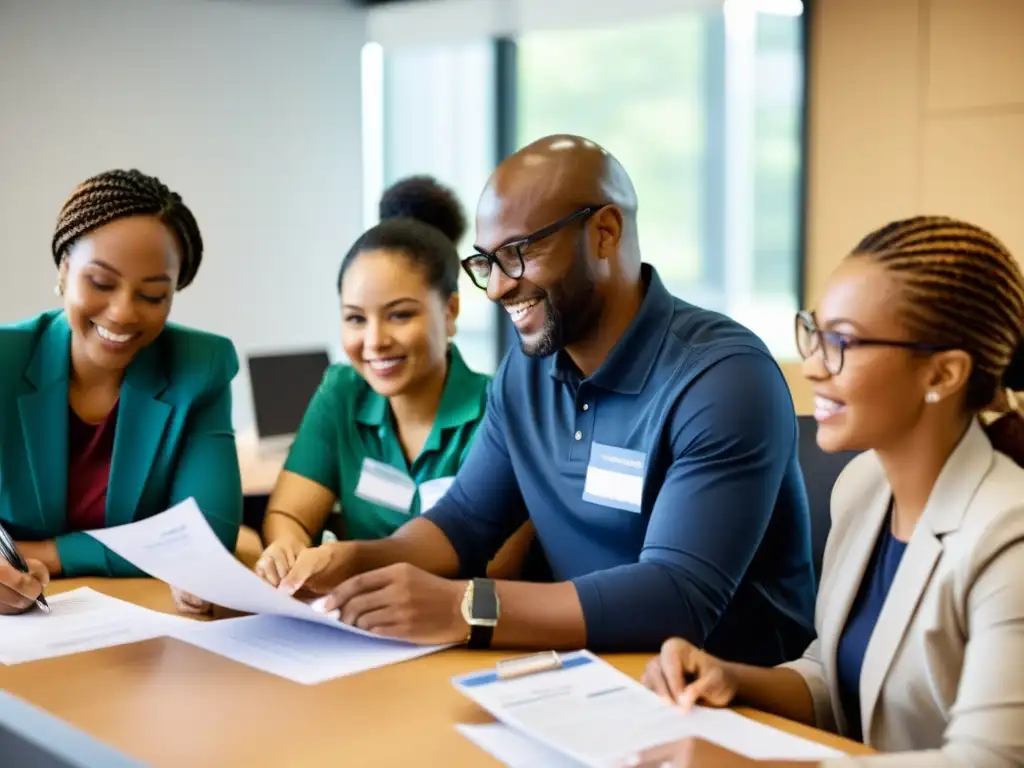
[337,175,464,298]
[52,169,203,289]
[852,215,1024,465]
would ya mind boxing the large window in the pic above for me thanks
[362,40,499,374]
[516,5,805,356]
[365,3,806,363]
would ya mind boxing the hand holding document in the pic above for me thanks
[453,651,844,768]
[87,499,386,639]
[0,587,189,664]
[87,499,449,683]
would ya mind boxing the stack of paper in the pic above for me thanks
[173,614,443,685]
[86,499,449,684]
[0,587,189,665]
[453,651,844,768]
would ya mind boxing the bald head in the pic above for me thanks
[470,135,644,361]
[475,134,638,254]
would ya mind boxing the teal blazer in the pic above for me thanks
[0,310,243,577]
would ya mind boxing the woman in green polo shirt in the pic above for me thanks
[255,177,493,586]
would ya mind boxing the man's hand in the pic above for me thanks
[0,559,48,615]
[320,563,468,645]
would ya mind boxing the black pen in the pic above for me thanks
[0,521,50,613]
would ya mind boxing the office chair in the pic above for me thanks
[796,415,860,584]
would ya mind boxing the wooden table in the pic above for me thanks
[236,434,285,497]
[0,579,872,767]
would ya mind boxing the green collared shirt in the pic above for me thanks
[283,345,490,541]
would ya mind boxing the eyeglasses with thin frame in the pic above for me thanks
[460,206,602,290]
[794,310,950,375]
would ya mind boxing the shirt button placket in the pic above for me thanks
[570,390,593,461]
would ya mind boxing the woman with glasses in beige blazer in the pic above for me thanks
[630,216,1024,768]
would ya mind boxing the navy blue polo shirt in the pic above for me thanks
[424,264,816,661]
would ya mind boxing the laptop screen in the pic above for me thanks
[0,692,148,768]
[248,350,331,439]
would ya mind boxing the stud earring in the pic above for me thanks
[53,282,63,297]
[1006,388,1020,414]
[925,391,940,404]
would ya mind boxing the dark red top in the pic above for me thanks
[66,403,118,532]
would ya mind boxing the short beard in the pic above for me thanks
[519,241,601,358]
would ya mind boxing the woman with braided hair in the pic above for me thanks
[0,169,241,615]
[632,216,1024,767]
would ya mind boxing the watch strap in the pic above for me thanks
[467,624,494,650]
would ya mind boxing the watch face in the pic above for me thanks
[471,579,499,622]
[472,603,498,622]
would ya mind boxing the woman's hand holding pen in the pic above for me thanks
[15,540,61,577]
[0,558,48,615]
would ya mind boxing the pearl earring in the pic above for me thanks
[925,391,940,404]
[53,283,63,297]
[1007,388,1020,413]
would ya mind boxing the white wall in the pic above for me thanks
[364,0,729,45]
[781,0,1024,413]
[0,0,366,433]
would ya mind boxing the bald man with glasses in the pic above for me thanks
[278,135,816,662]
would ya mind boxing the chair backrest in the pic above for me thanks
[796,415,860,584]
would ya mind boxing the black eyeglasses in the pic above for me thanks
[460,206,602,290]
[795,310,950,375]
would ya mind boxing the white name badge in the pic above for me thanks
[582,443,646,513]
[418,476,456,513]
[354,458,417,513]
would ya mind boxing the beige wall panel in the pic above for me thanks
[804,0,924,306]
[927,0,1024,112]
[921,112,1024,263]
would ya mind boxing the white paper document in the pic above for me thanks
[453,651,844,768]
[0,587,189,665]
[86,498,433,645]
[174,614,446,685]
[457,723,587,768]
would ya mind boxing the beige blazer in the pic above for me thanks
[784,419,1024,767]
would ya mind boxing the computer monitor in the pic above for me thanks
[0,691,149,768]
[247,349,331,452]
